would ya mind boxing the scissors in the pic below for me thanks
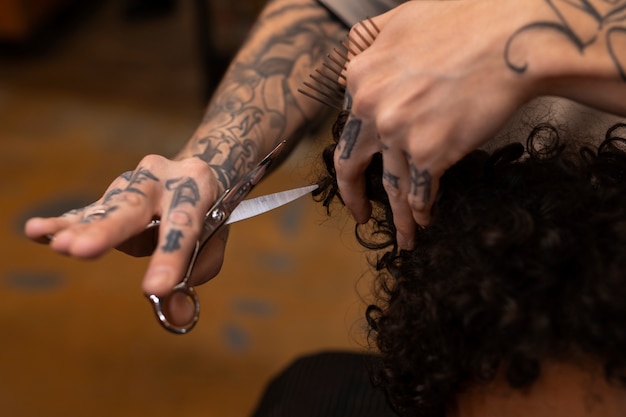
[145,141,318,334]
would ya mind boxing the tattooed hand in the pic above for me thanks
[23,0,347,328]
[24,155,226,323]
[334,0,626,249]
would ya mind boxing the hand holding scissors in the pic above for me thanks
[145,141,318,334]
[25,140,317,335]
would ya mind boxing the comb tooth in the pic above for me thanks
[328,45,349,70]
[297,86,343,110]
[310,74,345,99]
[347,33,367,52]
[298,68,345,109]
[366,17,380,34]
[340,40,358,57]
[341,17,380,58]
[322,62,346,81]
[353,26,373,48]
[361,17,380,40]
[332,47,349,63]
[298,17,381,109]
[327,53,348,72]
[312,71,345,96]
[303,80,343,101]
[301,81,332,99]
[311,70,339,87]
[322,54,345,76]
[314,67,346,87]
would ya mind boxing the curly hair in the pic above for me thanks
[314,116,626,417]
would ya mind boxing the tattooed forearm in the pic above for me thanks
[197,137,258,190]
[505,0,626,80]
[191,0,346,189]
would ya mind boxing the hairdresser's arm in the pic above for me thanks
[334,0,626,249]
[25,0,346,299]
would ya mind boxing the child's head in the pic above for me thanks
[315,119,626,417]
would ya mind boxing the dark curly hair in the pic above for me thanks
[314,115,626,417]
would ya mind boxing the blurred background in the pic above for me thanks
[0,1,374,416]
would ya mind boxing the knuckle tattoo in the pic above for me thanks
[125,167,159,196]
[166,177,201,211]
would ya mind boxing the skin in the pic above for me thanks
[21,1,626,412]
[336,0,626,248]
[24,0,626,319]
[24,0,347,322]
[450,359,626,417]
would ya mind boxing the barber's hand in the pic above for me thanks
[335,1,542,248]
[24,155,227,323]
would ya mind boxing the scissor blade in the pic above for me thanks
[226,184,319,224]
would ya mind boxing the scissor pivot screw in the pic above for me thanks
[210,208,226,223]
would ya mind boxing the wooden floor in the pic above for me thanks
[0,2,373,416]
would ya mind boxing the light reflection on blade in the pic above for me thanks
[226,184,319,224]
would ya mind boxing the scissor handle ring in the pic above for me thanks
[147,282,200,335]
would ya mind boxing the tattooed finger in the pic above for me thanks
[60,207,86,218]
[161,228,185,253]
[119,170,134,181]
[402,152,437,228]
[163,176,201,228]
[96,166,160,212]
[79,204,119,224]
[405,152,432,211]
[102,188,124,204]
[381,147,415,249]
[337,113,363,160]
[343,91,353,111]
[166,177,201,211]
[382,169,400,190]
[124,167,160,196]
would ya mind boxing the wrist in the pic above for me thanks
[503,1,626,99]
